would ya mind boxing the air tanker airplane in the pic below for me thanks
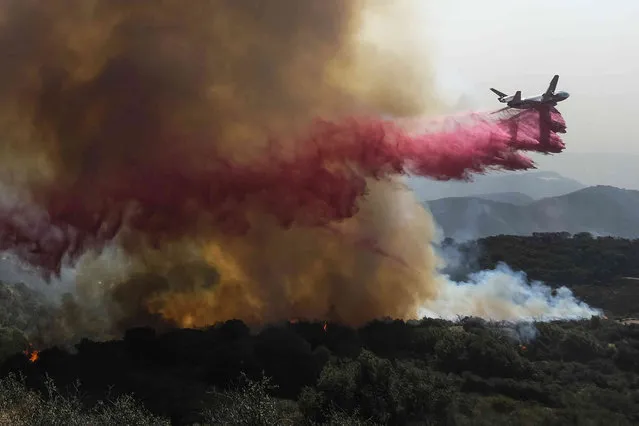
[490,75,570,110]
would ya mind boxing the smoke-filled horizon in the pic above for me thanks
[0,0,597,347]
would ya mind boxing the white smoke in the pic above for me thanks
[420,262,602,322]
[501,321,539,344]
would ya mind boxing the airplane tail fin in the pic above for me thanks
[490,88,507,98]
[544,75,559,97]
[512,90,522,103]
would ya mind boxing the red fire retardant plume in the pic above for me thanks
[0,107,566,276]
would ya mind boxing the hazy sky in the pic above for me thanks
[424,0,639,154]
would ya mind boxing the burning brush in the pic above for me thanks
[23,344,39,363]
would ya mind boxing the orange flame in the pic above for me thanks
[23,345,39,363]
[323,322,328,332]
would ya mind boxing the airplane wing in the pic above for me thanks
[490,106,511,115]
[544,75,559,97]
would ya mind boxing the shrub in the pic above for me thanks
[0,373,169,425]
[202,373,301,426]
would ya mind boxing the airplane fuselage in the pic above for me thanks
[499,91,570,109]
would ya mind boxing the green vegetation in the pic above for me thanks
[0,234,638,425]
[2,317,639,425]
[0,373,168,425]
[450,232,639,285]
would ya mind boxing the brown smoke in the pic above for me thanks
[0,0,443,341]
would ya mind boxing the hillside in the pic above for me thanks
[1,234,639,424]
[472,192,535,205]
[428,185,639,240]
[407,170,585,202]
[3,316,639,425]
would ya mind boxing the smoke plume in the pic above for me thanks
[419,263,601,322]
[0,0,593,346]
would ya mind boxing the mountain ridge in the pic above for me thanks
[427,184,639,240]
[408,170,586,201]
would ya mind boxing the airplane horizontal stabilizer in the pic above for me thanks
[490,88,507,98]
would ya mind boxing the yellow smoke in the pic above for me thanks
[148,180,440,327]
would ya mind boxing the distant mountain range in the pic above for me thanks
[407,170,586,202]
[426,185,639,241]
[469,192,534,205]
[531,152,639,191]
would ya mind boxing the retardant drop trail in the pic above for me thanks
[0,107,566,275]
